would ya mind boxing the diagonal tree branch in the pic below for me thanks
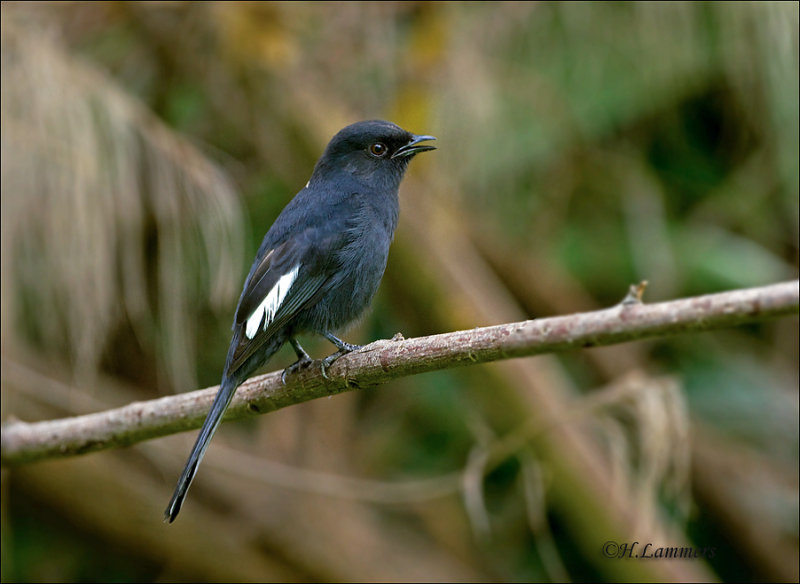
[2,280,798,466]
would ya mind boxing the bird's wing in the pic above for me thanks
[225,230,341,375]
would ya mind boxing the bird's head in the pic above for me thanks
[310,120,436,188]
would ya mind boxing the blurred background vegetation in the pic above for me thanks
[1,2,797,582]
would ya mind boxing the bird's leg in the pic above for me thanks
[320,331,362,378]
[281,338,314,385]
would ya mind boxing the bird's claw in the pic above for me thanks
[281,356,313,385]
[320,343,362,379]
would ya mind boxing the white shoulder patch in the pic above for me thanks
[244,265,300,339]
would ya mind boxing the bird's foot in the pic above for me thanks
[281,355,314,385]
[320,341,362,379]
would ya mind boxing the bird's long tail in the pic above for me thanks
[163,374,240,523]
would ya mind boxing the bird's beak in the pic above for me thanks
[392,134,437,159]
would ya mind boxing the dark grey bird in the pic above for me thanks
[164,120,436,522]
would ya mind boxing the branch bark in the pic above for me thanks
[2,280,798,466]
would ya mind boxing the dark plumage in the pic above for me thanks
[164,120,435,522]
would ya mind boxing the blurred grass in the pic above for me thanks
[1,2,797,582]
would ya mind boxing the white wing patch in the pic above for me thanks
[244,265,300,339]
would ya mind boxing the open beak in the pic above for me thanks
[392,134,437,159]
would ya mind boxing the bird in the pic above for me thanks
[164,120,436,522]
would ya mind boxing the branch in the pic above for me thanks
[2,280,797,466]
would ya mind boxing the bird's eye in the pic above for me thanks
[369,142,388,157]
